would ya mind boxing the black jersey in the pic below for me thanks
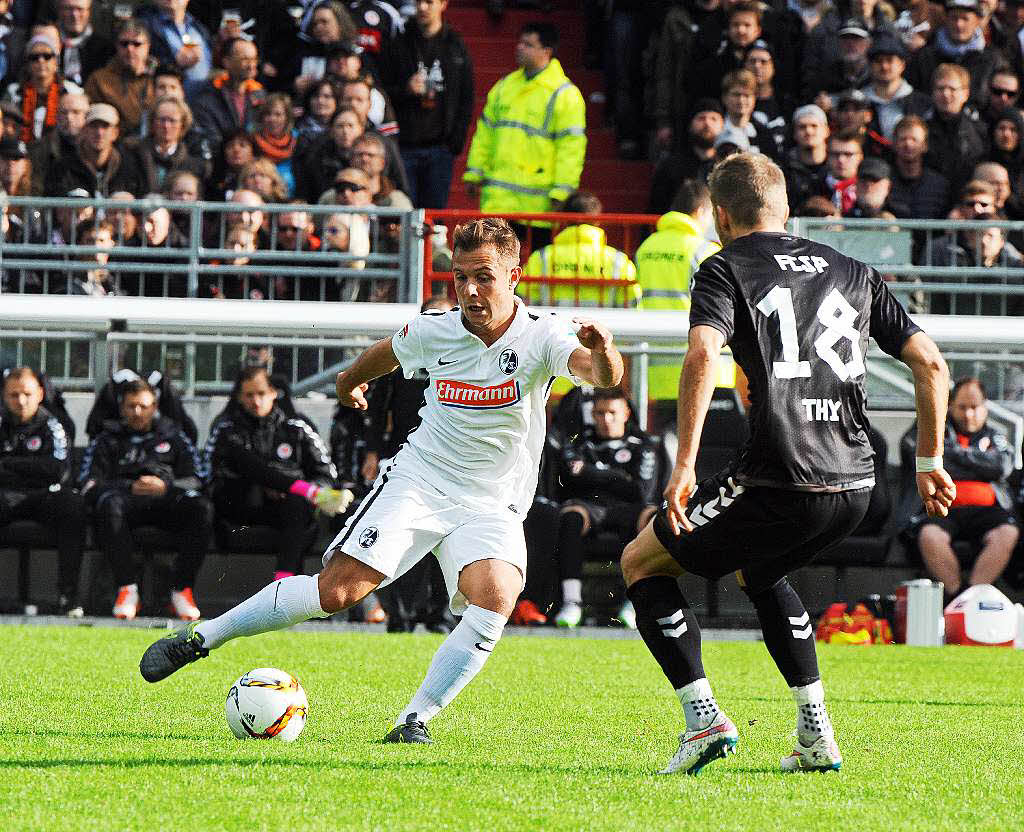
[689,232,920,492]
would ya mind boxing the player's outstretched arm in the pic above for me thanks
[568,317,624,387]
[336,337,400,411]
[900,331,956,517]
[664,325,725,535]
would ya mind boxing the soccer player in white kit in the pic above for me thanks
[140,217,624,743]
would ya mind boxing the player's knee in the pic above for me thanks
[317,552,384,613]
[460,560,521,616]
[620,537,649,586]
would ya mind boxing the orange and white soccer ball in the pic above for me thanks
[225,668,308,742]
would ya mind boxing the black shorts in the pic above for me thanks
[652,468,871,595]
[915,506,1017,555]
[564,498,649,541]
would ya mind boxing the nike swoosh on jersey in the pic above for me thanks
[438,358,456,365]
[474,642,493,652]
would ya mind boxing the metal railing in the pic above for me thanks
[788,216,1024,316]
[1,197,424,302]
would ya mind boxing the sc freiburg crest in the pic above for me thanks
[498,348,518,374]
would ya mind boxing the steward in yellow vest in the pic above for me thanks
[635,180,722,402]
[463,22,586,223]
[521,190,639,308]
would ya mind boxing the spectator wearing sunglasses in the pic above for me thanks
[3,33,84,142]
[84,21,156,138]
[321,168,372,299]
[980,69,1020,130]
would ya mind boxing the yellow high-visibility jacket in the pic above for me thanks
[521,223,639,308]
[635,211,721,399]
[463,58,586,217]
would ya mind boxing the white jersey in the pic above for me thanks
[389,302,581,514]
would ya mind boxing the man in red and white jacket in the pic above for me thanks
[910,376,1019,605]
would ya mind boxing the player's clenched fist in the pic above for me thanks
[573,317,614,352]
[916,469,956,517]
[336,374,370,410]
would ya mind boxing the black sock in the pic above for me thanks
[556,510,586,583]
[746,578,819,688]
[626,576,705,689]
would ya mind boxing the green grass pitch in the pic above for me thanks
[1,625,1021,832]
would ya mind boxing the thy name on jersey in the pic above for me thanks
[801,398,841,421]
[774,254,829,273]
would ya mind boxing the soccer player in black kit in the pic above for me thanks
[620,153,956,775]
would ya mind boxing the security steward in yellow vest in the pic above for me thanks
[521,190,639,308]
[635,180,722,410]
[463,22,586,229]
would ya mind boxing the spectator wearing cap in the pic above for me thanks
[980,68,1019,130]
[848,156,895,218]
[43,103,145,196]
[648,99,724,213]
[382,0,474,210]
[720,69,778,159]
[55,0,114,88]
[802,0,898,95]
[825,129,864,213]
[862,32,931,140]
[713,123,751,161]
[3,33,83,142]
[810,17,873,107]
[836,89,888,156]
[135,0,213,98]
[744,39,790,158]
[84,20,156,138]
[0,134,31,197]
[908,0,1006,108]
[189,37,265,155]
[986,107,1024,217]
[28,90,85,195]
[888,114,952,218]
[1,100,23,139]
[925,63,988,189]
[784,104,831,213]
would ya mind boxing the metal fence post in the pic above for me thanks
[402,209,426,305]
[187,203,202,298]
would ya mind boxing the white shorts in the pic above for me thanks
[322,463,527,615]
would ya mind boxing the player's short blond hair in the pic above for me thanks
[452,217,521,263]
[708,152,788,228]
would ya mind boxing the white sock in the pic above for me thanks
[676,677,721,731]
[196,575,329,650]
[791,680,832,744]
[561,578,583,606]
[396,604,507,725]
